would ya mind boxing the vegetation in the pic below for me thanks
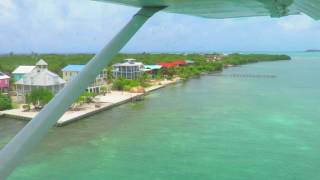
[138,73,151,87]
[0,53,290,75]
[222,54,291,66]
[111,76,152,91]
[100,85,110,95]
[175,62,224,79]
[25,88,54,109]
[112,78,141,91]
[0,53,203,74]
[0,53,290,92]
[0,93,12,110]
[0,54,93,75]
[106,67,113,82]
[75,92,97,105]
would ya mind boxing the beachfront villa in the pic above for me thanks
[15,59,65,101]
[112,59,144,80]
[62,65,107,93]
[0,72,10,92]
[12,65,35,81]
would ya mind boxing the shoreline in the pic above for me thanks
[0,79,179,126]
[0,55,290,126]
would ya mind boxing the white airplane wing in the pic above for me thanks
[95,0,320,20]
[1,0,320,179]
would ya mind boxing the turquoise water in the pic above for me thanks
[1,52,320,179]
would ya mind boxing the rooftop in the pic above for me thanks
[15,69,65,86]
[12,66,36,74]
[36,59,48,66]
[144,65,162,70]
[124,58,137,61]
[186,60,195,64]
[159,60,187,68]
[113,59,144,67]
[62,65,85,72]
[16,61,65,86]
[0,72,10,80]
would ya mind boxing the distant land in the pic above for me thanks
[0,53,291,75]
[305,49,320,52]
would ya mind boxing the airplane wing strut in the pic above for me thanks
[0,6,164,179]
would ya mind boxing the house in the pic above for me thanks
[186,60,195,64]
[15,59,65,101]
[144,65,162,72]
[12,66,35,81]
[112,59,144,80]
[206,54,224,62]
[0,72,10,92]
[172,60,188,66]
[143,65,162,77]
[158,62,176,68]
[62,65,107,93]
[159,60,188,68]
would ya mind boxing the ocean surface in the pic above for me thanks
[1,52,320,180]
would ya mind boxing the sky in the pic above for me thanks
[0,0,320,54]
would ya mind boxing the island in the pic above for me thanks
[305,49,320,52]
[0,53,291,126]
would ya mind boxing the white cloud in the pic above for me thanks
[0,0,319,53]
[277,15,314,32]
[0,0,18,21]
[0,0,137,53]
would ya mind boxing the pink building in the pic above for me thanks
[0,72,10,92]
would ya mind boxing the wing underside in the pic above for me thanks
[294,0,320,19]
[94,0,320,20]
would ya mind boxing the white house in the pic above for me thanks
[15,59,65,101]
[62,65,107,93]
[12,66,35,81]
[112,59,144,80]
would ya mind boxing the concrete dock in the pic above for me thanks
[1,80,177,126]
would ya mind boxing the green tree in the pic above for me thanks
[138,73,151,87]
[82,92,97,103]
[0,93,12,110]
[75,92,97,104]
[26,88,54,109]
[112,78,141,91]
[106,67,113,82]
[100,85,109,95]
[112,78,126,91]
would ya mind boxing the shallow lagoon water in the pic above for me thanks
[1,53,320,179]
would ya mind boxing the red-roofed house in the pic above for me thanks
[172,60,187,66]
[159,60,187,68]
[158,62,176,68]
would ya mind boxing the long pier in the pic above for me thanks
[210,73,276,78]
